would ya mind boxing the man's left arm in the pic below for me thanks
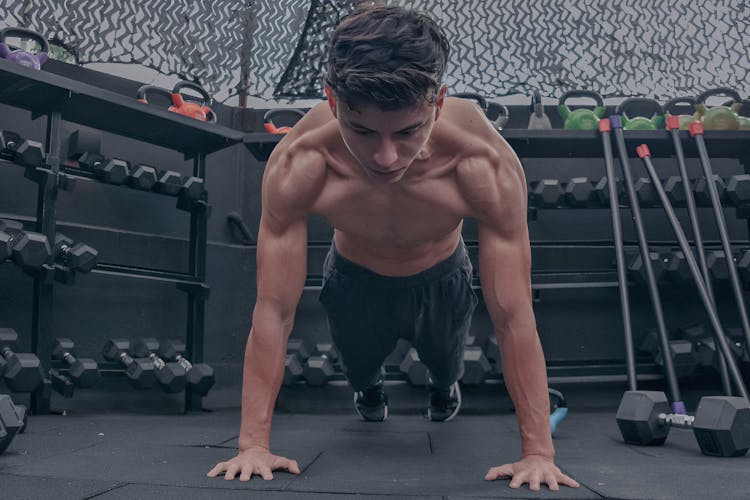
[460,153,579,491]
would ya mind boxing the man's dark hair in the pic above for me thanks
[325,5,450,110]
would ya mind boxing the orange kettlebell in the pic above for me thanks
[263,108,306,134]
[137,82,216,123]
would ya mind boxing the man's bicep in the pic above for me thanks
[477,216,534,333]
[255,215,308,322]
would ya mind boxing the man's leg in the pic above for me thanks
[412,248,477,421]
[318,244,399,420]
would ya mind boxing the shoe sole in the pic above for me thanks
[427,382,462,422]
[353,392,388,422]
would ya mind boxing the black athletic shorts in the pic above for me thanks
[318,237,478,390]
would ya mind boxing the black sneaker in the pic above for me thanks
[426,380,462,422]
[354,377,388,422]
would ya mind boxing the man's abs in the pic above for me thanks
[332,225,463,277]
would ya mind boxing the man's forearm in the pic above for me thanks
[496,322,555,459]
[238,317,292,451]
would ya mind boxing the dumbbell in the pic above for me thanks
[132,338,187,393]
[616,390,750,457]
[638,329,699,378]
[529,179,563,208]
[706,249,736,281]
[77,154,131,186]
[0,220,52,268]
[460,340,492,385]
[664,249,692,283]
[663,176,687,207]
[400,348,428,386]
[694,175,726,206]
[48,367,75,398]
[562,177,596,207]
[126,164,158,190]
[726,174,750,206]
[0,130,44,167]
[52,338,100,388]
[54,234,98,273]
[0,395,27,455]
[592,176,625,206]
[0,328,44,392]
[633,177,658,207]
[157,340,215,396]
[101,339,157,389]
[180,176,205,201]
[302,343,339,387]
[155,170,185,196]
[625,248,668,285]
[678,323,720,372]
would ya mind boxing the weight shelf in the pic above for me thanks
[91,263,206,288]
[0,60,244,156]
[244,129,750,162]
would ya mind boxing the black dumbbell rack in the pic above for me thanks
[0,60,244,413]
[245,125,750,384]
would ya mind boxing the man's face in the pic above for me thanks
[327,87,447,184]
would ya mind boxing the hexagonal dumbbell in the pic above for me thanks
[0,328,44,393]
[616,390,750,457]
[282,354,303,387]
[663,176,687,207]
[48,367,75,398]
[693,175,726,207]
[592,176,625,206]
[529,179,563,208]
[625,249,667,285]
[101,339,157,389]
[300,343,340,387]
[0,394,27,455]
[180,177,205,201]
[0,130,44,167]
[664,249,692,283]
[155,170,185,196]
[157,340,215,396]
[131,338,187,393]
[54,233,98,273]
[96,159,130,185]
[562,177,595,207]
[126,164,158,190]
[51,338,100,388]
[400,348,428,386]
[633,177,658,207]
[0,220,52,268]
[706,250,736,281]
[726,174,750,206]
[460,345,492,385]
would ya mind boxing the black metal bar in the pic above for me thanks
[639,145,749,402]
[691,125,750,361]
[184,152,208,413]
[667,121,732,396]
[599,119,636,391]
[31,110,63,414]
[92,263,202,286]
[610,116,684,412]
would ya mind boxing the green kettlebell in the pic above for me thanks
[558,90,606,130]
[616,98,664,130]
[723,98,750,130]
[663,97,697,130]
[695,88,742,130]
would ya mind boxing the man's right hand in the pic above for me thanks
[207,446,301,481]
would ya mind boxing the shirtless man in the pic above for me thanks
[208,5,579,492]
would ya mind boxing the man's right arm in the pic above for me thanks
[238,145,327,451]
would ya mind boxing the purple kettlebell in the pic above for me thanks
[0,27,49,70]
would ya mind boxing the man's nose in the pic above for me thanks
[373,141,398,169]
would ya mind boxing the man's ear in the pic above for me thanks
[325,86,337,117]
[434,85,448,121]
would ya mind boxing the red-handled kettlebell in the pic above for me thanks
[0,27,49,69]
[170,81,216,122]
[264,108,306,134]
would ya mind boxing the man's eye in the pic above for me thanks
[353,129,372,135]
[398,129,416,136]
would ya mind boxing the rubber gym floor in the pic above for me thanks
[1,381,747,500]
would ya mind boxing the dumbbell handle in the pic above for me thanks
[118,351,136,366]
[174,354,193,371]
[1,346,14,358]
[658,412,695,429]
[147,352,167,371]
[60,351,77,364]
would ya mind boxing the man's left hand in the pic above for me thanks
[485,455,580,491]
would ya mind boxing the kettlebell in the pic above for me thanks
[452,93,508,131]
[695,88,742,130]
[170,81,216,122]
[662,97,697,130]
[0,27,49,70]
[264,108,306,134]
[616,98,664,130]
[723,98,750,131]
[558,90,606,130]
[137,83,216,123]
[527,90,552,129]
